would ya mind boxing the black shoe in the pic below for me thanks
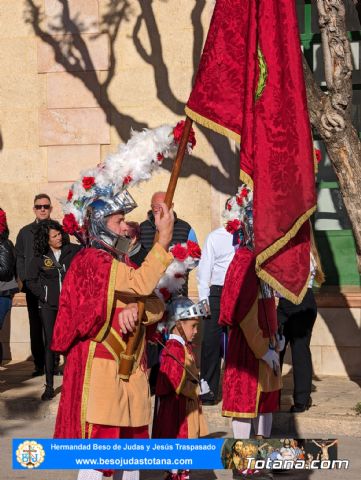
[41,385,55,401]
[200,390,215,406]
[31,368,44,378]
[290,396,312,413]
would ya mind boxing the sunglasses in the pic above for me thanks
[34,204,51,210]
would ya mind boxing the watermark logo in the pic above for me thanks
[16,441,45,469]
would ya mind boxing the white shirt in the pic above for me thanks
[197,227,236,301]
[169,333,185,346]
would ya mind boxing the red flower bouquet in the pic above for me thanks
[171,244,189,261]
[186,240,201,259]
[62,213,80,235]
[82,176,95,190]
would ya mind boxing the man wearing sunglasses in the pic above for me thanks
[15,194,52,377]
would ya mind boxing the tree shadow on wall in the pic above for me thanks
[24,0,239,194]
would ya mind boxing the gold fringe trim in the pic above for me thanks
[240,170,254,189]
[256,205,316,304]
[87,423,93,439]
[81,259,118,438]
[94,259,118,342]
[222,383,262,419]
[81,340,97,439]
[185,106,241,143]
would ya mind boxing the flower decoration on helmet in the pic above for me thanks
[222,183,253,246]
[62,122,197,243]
[172,120,196,153]
[155,241,201,302]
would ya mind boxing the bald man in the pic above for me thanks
[140,191,197,295]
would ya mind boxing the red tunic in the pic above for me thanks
[152,338,207,439]
[52,248,114,439]
[219,248,280,417]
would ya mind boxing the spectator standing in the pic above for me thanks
[277,227,325,412]
[0,209,19,364]
[15,193,52,377]
[27,220,81,400]
[125,221,148,266]
[197,224,235,405]
[140,191,197,296]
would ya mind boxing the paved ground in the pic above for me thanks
[1,361,360,479]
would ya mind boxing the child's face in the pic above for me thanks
[180,318,199,342]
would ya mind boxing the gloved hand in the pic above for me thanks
[199,378,210,395]
[262,348,280,371]
[276,334,286,352]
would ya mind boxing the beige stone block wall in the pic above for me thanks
[45,0,100,34]
[46,72,101,108]
[47,145,100,181]
[39,107,110,145]
[37,34,110,73]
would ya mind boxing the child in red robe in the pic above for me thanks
[152,296,209,480]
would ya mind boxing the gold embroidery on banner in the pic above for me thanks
[185,106,241,143]
[256,205,317,304]
[255,46,268,101]
[239,170,254,189]
[88,423,93,439]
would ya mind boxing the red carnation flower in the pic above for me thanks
[62,213,80,235]
[171,243,189,261]
[241,187,248,198]
[173,121,196,150]
[236,195,243,206]
[186,240,201,259]
[226,219,242,234]
[67,189,73,201]
[226,202,232,211]
[157,153,164,162]
[159,287,171,302]
[82,176,95,190]
[123,175,132,185]
[315,148,321,163]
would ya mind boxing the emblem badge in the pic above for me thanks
[44,258,53,267]
[16,440,45,469]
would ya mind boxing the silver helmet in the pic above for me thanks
[86,190,137,257]
[167,296,209,333]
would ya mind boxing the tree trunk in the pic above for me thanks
[303,0,361,270]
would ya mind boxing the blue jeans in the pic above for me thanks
[0,296,12,330]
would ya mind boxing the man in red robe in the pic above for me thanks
[219,188,284,440]
[52,190,174,480]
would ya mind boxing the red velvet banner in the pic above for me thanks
[186,0,316,302]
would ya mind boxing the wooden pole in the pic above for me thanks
[118,117,194,380]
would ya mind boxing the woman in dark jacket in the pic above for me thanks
[0,208,19,364]
[27,220,81,400]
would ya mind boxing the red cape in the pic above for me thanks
[51,248,115,438]
[153,340,189,438]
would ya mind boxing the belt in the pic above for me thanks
[101,326,145,376]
